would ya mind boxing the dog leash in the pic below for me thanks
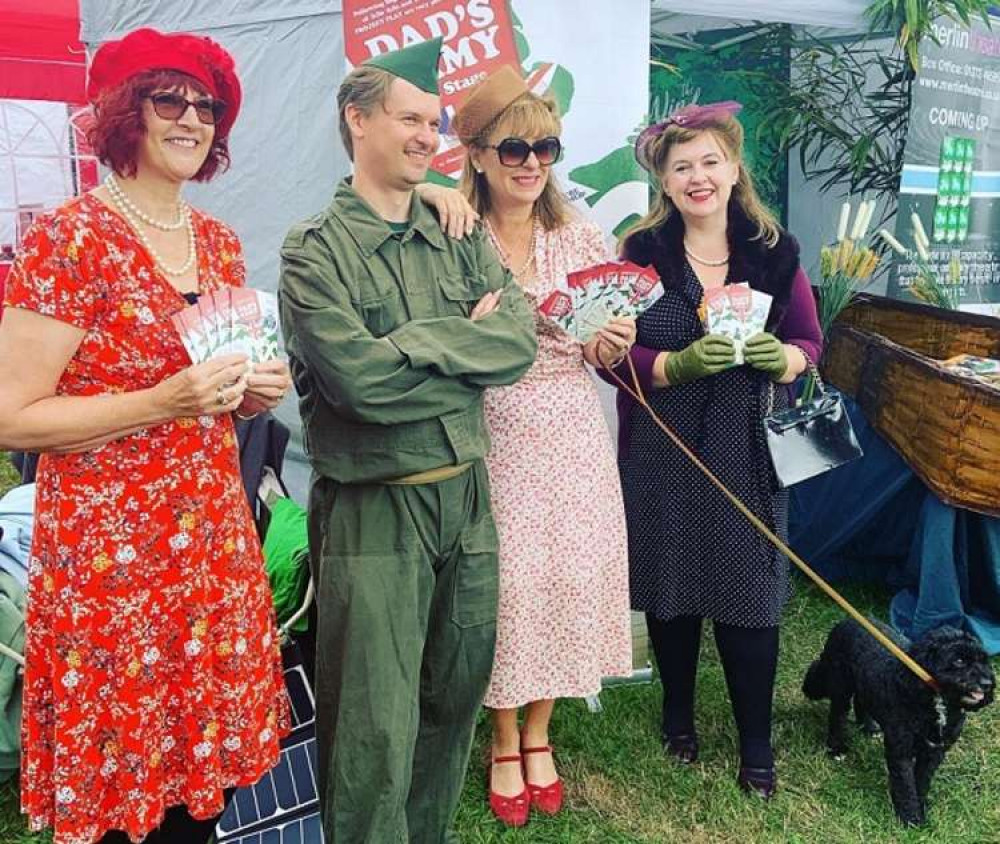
[606,354,938,691]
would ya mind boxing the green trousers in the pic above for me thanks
[308,462,498,844]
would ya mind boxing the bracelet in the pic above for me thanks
[660,351,673,386]
[234,410,260,421]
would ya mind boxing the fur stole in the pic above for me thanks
[622,204,801,330]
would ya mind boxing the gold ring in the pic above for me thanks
[216,386,228,406]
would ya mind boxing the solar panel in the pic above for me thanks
[215,809,322,844]
[216,644,324,843]
[283,662,316,730]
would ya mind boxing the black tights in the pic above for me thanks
[647,614,779,769]
[96,789,235,844]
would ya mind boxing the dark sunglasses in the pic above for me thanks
[485,136,562,168]
[147,92,226,126]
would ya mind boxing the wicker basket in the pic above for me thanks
[836,294,1000,360]
[823,297,1000,517]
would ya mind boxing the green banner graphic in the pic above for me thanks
[891,13,1000,316]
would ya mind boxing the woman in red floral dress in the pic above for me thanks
[0,29,291,844]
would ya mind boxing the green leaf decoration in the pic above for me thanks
[613,213,643,240]
[425,169,457,188]
[547,64,575,115]
[526,61,575,115]
[569,146,645,208]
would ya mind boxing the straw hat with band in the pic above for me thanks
[88,27,242,139]
[452,65,531,146]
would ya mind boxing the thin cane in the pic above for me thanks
[603,352,937,690]
[0,641,24,667]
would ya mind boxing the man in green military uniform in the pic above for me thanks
[278,38,537,844]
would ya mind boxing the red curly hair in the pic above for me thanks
[86,69,231,182]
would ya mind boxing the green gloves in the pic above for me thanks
[664,333,789,385]
[744,332,789,380]
[665,334,736,385]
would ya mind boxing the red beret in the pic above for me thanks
[87,27,242,138]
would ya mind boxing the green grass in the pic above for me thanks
[1,455,997,843]
[1,456,48,843]
[0,458,18,498]
[453,582,1000,843]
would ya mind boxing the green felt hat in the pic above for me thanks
[364,37,443,95]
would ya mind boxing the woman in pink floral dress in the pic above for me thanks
[0,29,290,844]
[449,67,634,826]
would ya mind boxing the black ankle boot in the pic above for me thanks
[738,765,777,799]
[662,732,699,764]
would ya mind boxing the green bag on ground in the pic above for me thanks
[262,497,310,634]
[0,570,25,784]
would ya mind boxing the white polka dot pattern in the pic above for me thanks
[620,259,791,628]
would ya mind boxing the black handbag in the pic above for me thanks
[764,357,863,488]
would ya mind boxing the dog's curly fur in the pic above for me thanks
[803,620,995,826]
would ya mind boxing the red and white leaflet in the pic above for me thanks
[540,289,585,340]
[197,290,222,357]
[255,291,281,361]
[229,287,261,360]
[704,286,729,316]
[542,259,667,342]
[633,271,659,298]
[703,283,772,363]
[175,305,211,363]
[574,297,614,342]
[170,311,199,363]
[539,290,573,319]
[210,287,240,356]
[566,265,603,290]
[729,284,752,322]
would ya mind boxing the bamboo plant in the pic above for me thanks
[759,0,992,224]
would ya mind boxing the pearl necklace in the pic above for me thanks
[106,180,197,277]
[486,217,538,280]
[105,173,187,231]
[684,242,730,267]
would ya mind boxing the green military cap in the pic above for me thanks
[364,37,443,95]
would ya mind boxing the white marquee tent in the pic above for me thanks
[77,0,880,497]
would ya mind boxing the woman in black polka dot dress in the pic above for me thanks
[598,102,822,798]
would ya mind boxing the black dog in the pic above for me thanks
[803,619,995,826]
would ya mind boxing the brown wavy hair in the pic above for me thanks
[458,92,572,232]
[622,114,779,251]
[86,69,231,182]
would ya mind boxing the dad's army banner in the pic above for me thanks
[342,0,650,241]
[891,12,1000,316]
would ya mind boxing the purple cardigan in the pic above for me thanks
[598,267,824,456]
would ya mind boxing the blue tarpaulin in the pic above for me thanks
[789,396,1000,654]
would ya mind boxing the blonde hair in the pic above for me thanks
[622,116,780,250]
[337,65,394,162]
[458,92,572,232]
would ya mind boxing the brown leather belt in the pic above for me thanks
[383,463,472,486]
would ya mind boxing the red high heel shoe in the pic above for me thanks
[522,744,564,815]
[487,754,530,827]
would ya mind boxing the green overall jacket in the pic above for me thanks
[279,180,537,484]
